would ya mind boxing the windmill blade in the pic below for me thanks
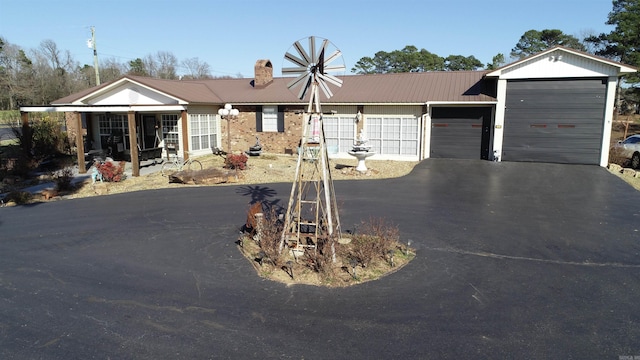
[317,39,330,66]
[318,46,325,75]
[282,36,345,101]
[309,36,317,65]
[323,49,342,67]
[285,51,308,68]
[317,72,343,88]
[297,74,313,100]
[283,66,309,75]
[317,77,334,99]
[293,39,312,65]
[287,72,311,90]
[323,64,347,73]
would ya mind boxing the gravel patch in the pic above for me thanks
[68,154,418,199]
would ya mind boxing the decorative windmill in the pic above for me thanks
[279,36,345,258]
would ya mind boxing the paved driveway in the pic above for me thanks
[1,159,639,359]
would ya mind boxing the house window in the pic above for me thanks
[97,113,128,150]
[323,115,356,152]
[256,105,284,132]
[367,116,419,156]
[262,106,278,132]
[189,113,217,151]
[161,114,180,147]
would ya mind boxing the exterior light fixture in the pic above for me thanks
[218,104,239,153]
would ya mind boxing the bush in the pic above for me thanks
[609,146,630,167]
[348,218,399,268]
[96,161,126,182]
[12,115,69,159]
[4,153,37,177]
[246,206,284,268]
[55,167,74,191]
[3,191,33,205]
[225,153,248,170]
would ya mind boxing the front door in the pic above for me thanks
[139,115,159,149]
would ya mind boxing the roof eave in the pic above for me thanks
[486,46,638,77]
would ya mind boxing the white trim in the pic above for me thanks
[422,112,430,160]
[20,105,187,113]
[600,76,618,167]
[486,47,637,77]
[491,79,508,162]
[74,77,187,105]
[425,101,498,106]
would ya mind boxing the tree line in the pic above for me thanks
[0,37,219,110]
[0,0,638,111]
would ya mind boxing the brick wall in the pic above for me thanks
[229,106,305,154]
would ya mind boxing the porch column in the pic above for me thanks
[75,112,87,173]
[19,111,31,157]
[180,110,189,160]
[128,111,140,177]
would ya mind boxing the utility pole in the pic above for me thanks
[89,26,101,85]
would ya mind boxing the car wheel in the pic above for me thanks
[632,153,640,169]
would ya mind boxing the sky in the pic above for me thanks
[0,0,616,78]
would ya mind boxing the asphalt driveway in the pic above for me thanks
[1,159,639,359]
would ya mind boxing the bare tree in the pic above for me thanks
[0,39,36,108]
[34,40,78,103]
[100,57,125,83]
[181,57,212,79]
[154,51,178,80]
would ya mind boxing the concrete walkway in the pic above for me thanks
[1,159,163,200]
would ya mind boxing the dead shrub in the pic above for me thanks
[609,146,630,167]
[248,206,284,268]
[348,217,399,268]
[303,241,335,274]
[4,191,33,205]
[54,167,74,191]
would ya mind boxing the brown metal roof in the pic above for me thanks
[52,70,496,106]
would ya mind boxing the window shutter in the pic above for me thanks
[277,106,285,132]
[255,106,263,132]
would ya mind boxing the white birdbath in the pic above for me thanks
[348,149,376,172]
[348,130,376,172]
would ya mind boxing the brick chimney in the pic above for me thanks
[254,59,273,88]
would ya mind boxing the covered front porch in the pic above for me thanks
[19,105,190,177]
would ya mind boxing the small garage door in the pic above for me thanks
[502,78,606,164]
[430,107,492,160]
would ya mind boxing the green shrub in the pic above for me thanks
[10,115,69,159]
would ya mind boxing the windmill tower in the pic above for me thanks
[279,36,345,257]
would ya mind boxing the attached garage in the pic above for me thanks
[487,47,637,167]
[430,107,493,160]
[502,78,607,164]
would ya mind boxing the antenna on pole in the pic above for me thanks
[88,26,101,85]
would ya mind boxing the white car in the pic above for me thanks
[615,134,640,169]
